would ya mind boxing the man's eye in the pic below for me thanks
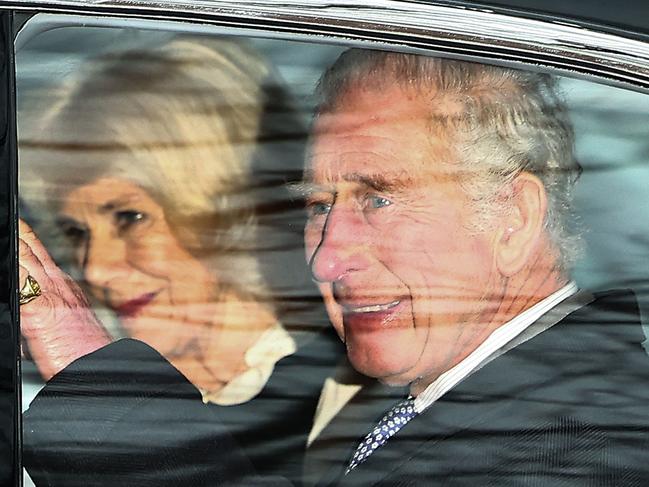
[308,202,331,217]
[115,210,147,231]
[367,195,392,209]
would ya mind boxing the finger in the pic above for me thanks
[19,219,57,269]
[20,339,30,360]
[18,239,50,286]
[18,263,29,288]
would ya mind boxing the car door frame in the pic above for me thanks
[3,1,649,485]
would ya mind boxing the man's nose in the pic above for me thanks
[310,205,369,283]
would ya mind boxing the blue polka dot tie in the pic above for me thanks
[345,398,418,474]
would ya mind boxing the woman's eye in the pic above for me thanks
[115,210,147,231]
[367,195,392,209]
[60,224,88,245]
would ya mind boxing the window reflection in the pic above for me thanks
[16,21,649,487]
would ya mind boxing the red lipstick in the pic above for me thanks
[114,292,158,318]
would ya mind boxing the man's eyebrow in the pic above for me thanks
[288,172,413,197]
[342,173,411,193]
[286,181,331,198]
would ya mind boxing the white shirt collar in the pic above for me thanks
[413,281,579,413]
[200,322,296,406]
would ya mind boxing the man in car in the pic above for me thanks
[19,50,649,485]
[298,49,649,485]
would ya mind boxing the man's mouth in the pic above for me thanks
[344,300,401,314]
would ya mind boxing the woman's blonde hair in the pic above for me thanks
[20,35,303,299]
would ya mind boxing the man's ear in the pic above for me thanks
[494,171,548,277]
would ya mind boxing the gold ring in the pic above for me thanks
[19,275,42,305]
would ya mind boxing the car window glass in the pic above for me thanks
[15,17,649,486]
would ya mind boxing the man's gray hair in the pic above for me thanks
[315,49,582,273]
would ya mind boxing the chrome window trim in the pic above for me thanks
[6,0,649,89]
[4,1,649,91]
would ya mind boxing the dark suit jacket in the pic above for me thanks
[23,326,343,486]
[23,290,649,486]
[306,290,649,486]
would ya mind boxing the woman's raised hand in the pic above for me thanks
[19,219,112,381]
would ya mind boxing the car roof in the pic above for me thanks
[412,0,649,38]
[8,0,649,38]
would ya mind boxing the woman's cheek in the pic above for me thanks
[129,239,177,279]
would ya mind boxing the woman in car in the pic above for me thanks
[19,35,340,485]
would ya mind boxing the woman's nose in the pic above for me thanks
[309,206,369,283]
[82,233,130,291]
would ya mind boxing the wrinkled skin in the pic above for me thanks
[304,85,565,396]
[19,219,111,381]
[19,217,274,391]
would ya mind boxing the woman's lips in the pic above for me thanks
[114,292,158,318]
